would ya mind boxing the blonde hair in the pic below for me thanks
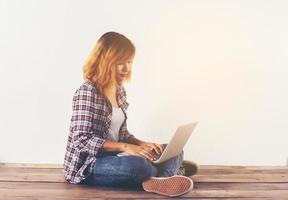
[83,32,135,94]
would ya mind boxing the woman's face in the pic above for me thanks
[115,58,133,85]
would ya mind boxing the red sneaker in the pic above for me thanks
[142,175,193,197]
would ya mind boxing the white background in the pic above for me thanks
[0,0,287,165]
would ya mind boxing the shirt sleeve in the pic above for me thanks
[70,87,105,156]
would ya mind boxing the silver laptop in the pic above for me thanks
[117,121,198,164]
[152,121,198,164]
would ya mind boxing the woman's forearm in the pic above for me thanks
[126,136,146,145]
[101,141,130,152]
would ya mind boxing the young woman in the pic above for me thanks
[63,32,198,197]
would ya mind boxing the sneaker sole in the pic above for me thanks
[142,175,193,197]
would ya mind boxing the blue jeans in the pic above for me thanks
[82,151,184,188]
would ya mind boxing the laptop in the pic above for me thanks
[117,121,198,164]
[152,121,198,163]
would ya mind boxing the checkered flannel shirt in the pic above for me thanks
[63,81,135,184]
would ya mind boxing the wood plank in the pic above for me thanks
[0,198,278,200]
[1,172,288,183]
[1,163,287,177]
[197,165,288,176]
[1,163,287,170]
[195,182,288,190]
[0,188,170,199]
[199,165,288,169]
[0,181,287,198]
[1,173,287,183]
[0,163,63,168]
[0,182,137,191]
[2,166,287,175]
[0,173,66,182]
[1,181,288,191]
[187,190,288,198]
[198,168,288,175]
[193,174,288,182]
[1,188,288,198]
[1,198,275,200]
[1,163,288,199]
[0,167,63,173]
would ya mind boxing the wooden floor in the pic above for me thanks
[1,163,288,199]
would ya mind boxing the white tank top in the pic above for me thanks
[107,107,125,142]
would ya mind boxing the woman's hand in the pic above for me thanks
[138,141,164,156]
[123,143,160,161]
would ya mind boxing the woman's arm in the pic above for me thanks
[125,136,146,145]
[101,141,157,161]
[101,141,129,152]
[71,87,106,156]
[126,136,164,156]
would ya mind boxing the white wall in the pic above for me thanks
[0,0,287,165]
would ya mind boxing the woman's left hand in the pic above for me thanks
[139,141,164,156]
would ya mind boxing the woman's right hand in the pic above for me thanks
[123,143,157,161]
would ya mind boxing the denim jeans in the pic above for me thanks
[82,151,184,188]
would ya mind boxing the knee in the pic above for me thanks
[123,156,157,181]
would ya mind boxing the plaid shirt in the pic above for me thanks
[63,81,135,184]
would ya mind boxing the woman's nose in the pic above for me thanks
[123,63,130,72]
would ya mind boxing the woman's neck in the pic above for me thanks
[103,84,119,107]
[104,84,117,96]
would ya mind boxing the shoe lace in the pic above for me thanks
[176,164,185,176]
